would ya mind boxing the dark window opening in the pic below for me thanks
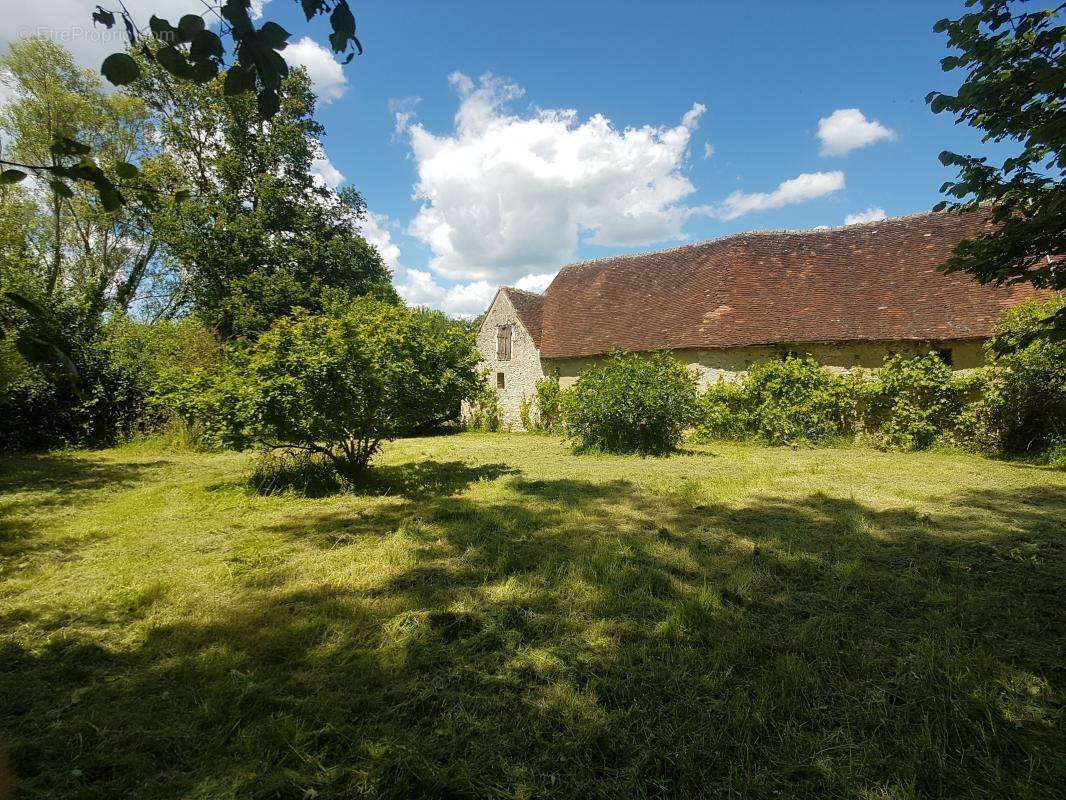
[496,325,512,361]
[496,372,505,389]
[936,347,953,366]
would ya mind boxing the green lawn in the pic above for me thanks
[1,434,1064,799]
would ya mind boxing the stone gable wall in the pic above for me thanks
[470,291,545,430]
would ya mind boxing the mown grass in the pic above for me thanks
[1,433,1064,799]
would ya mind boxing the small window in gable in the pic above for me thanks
[496,372,505,389]
[497,325,512,361]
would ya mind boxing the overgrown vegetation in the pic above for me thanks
[466,378,503,432]
[167,295,479,479]
[563,350,698,455]
[696,355,857,446]
[691,302,1064,460]
[864,353,969,452]
[532,371,565,434]
[960,298,1066,457]
[2,434,1063,798]
[0,38,407,456]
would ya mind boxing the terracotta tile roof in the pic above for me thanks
[533,209,1049,359]
[501,286,544,347]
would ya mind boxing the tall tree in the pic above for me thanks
[130,53,397,340]
[927,0,1064,331]
[0,38,160,315]
[0,0,365,211]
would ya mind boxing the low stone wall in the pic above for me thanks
[547,339,986,390]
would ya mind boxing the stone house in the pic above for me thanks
[473,209,1046,429]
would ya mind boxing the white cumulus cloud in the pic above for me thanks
[844,206,887,225]
[284,37,348,103]
[703,142,715,159]
[359,211,504,318]
[399,72,707,284]
[514,272,555,293]
[310,153,344,189]
[817,108,896,157]
[711,171,845,221]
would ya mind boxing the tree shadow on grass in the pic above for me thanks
[0,454,171,568]
[234,457,519,500]
[1,473,1064,799]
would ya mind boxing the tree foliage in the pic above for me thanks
[927,0,1064,331]
[128,59,397,339]
[170,295,481,478]
[0,1,365,208]
[960,297,1066,454]
[0,38,160,316]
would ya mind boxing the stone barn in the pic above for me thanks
[472,209,1046,430]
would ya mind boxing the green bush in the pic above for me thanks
[102,315,220,434]
[694,355,856,446]
[693,377,750,441]
[563,350,698,455]
[532,371,564,433]
[0,300,221,452]
[466,378,503,432]
[866,353,967,451]
[958,299,1065,457]
[0,298,143,451]
[169,294,480,479]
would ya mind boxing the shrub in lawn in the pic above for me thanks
[744,355,858,445]
[102,314,220,434]
[956,298,1065,457]
[169,294,480,480]
[694,355,857,446]
[563,350,698,455]
[865,353,967,451]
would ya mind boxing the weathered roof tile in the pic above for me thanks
[532,209,1047,359]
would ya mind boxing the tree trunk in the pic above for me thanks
[115,240,158,312]
[46,176,61,297]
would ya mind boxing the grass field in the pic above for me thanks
[1,433,1064,799]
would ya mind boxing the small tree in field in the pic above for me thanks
[173,294,480,479]
[563,350,698,455]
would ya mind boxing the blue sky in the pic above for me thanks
[3,0,1008,316]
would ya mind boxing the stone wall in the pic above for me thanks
[470,291,544,430]
[547,339,987,390]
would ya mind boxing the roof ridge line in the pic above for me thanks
[554,207,957,275]
[502,285,544,298]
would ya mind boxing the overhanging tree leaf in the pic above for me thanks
[101,52,141,86]
[149,15,178,43]
[190,30,224,63]
[177,14,206,43]
[223,64,256,95]
[92,6,115,28]
[258,21,291,50]
[114,161,138,180]
[257,87,280,119]
[156,45,195,80]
